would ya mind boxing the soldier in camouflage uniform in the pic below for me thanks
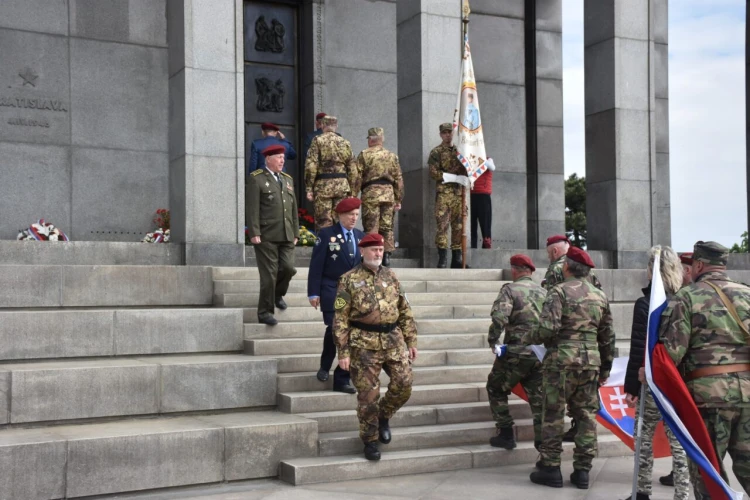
[486,254,546,451]
[523,246,615,490]
[333,233,418,461]
[428,122,467,269]
[356,127,404,267]
[305,116,358,229]
[658,241,750,499]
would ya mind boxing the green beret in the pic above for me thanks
[439,123,452,133]
[367,127,384,138]
[693,241,729,266]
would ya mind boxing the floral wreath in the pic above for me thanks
[17,219,69,241]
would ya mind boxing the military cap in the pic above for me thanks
[260,122,279,131]
[367,127,384,138]
[358,233,385,248]
[679,252,694,266]
[510,254,535,272]
[693,241,729,266]
[439,123,452,133]
[261,144,285,157]
[546,234,570,246]
[567,246,595,268]
[335,197,361,213]
[321,115,338,126]
[315,112,327,120]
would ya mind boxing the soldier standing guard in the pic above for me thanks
[523,246,615,490]
[486,254,546,451]
[356,127,404,267]
[333,233,418,461]
[658,241,750,499]
[428,123,467,269]
[247,144,299,326]
[305,116,358,229]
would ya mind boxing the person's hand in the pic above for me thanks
[598,375,608,386]
[294,238,298,245]
[306,192,314,202]
[309,297,320,309]
[626,394,638,407]
[638,367,646,384]
[251,236,261,244]
[339,357,350,371]
[394,203,402,211]
[278,131,286,140]
[408,347,418,360]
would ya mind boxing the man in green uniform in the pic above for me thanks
[486,254,546,451]
[428,122,467,269]
[305,115,358,230]
[247,144,299,326]
[523,246,615,490]
[658,241,750,499]
[356,127,403,267]
[333,233,418,461]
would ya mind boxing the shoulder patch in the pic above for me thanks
[334,296,348,310]
[251,169,263,176]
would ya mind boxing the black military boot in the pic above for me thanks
[530,465,563,488]
[364,442,381,461]
[378,418,391,444]
[659,472,674,486]
[437,249,448,268]
[562,419,577,442]
[450,249,461,268]
[489,427,516,450]
[625,494,651,500]
[382,252,392,267]
[570,469,589,489]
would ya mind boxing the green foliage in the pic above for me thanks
[730,231,749,253]
[565,174,587,249]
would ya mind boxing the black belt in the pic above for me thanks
[316,173,347,180]
[349,320,397,333]
[362,179,392,190]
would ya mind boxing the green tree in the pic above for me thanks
[730,231,749,253]
[565,173,587,249]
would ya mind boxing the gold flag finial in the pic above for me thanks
[462,0,470,20]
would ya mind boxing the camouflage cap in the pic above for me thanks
[321,115,338,127]
[439,123,452,133]
[367,127,384,138]
[693,241,729,266]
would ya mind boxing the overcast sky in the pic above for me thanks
[562,1,747,252]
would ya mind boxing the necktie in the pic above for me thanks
[346,231,354,257]
[276,174,283,188]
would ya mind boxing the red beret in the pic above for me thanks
[261,144,285,157]
[359,233,384,248]
[261,122,279,131]
[335,197,361,213]
[315,112,327,120]
[510,254,535,272]
[679,252,694,266]
[566,246,595,268]
[546,234,570,246]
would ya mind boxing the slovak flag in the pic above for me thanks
[645,250,744,500]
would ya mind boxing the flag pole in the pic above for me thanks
[461,0,470,269]
[631,367,647,498]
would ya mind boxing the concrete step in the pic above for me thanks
[277,364,493,392]
[244,318,490,339]
[279,435,632,485]
[218,292,498,308]
[0,355,276,424]
[0,411,317,499]
[278,383,484,413]
[214,267,505,282]
[239,305,493,322]
[215,279,507,295]
[244,258,422,268]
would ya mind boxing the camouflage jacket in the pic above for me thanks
[489,276,546,358]
[333,264,417,359]
[305,132,357,198]
[659,271,750,408]
[523,277,615,377]
[543,255,602,291]
[356,145,404,204]
[428,143,464,196]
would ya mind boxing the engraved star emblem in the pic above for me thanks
[19,67,38,87]
[331,254,337,260]
[265,182,270,187]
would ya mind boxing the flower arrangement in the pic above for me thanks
[142,209,170,243]
[17,219,69,241]
[297,226,316,247]
[298,208,315,230]
[153,208,170,230]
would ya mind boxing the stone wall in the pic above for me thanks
[0,0,169,242]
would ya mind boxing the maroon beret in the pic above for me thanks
[546,234,570,246]
[315,112,327,120]
[358,233,385,248]
[261,122,280,131]
[510,254,535,272]
[335,197,361,213]
[679,252,694,266]
[261,144,285,157]
[566,246,595,268]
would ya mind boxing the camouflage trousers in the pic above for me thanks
[690,407,750,499]
[434,191,463,249]
[486,354,543,445]
[362,200,395,252]
[539,369,599,471]
[313,195,345,230]
[350,346,413,444]
[633,388,690,499]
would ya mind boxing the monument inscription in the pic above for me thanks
[1,67,69,134]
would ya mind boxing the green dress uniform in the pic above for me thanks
[247,168,300,320]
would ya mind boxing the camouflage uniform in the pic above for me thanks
[356,141,403,253]
[305,130,358,229]
[523,277,616,472]
[544,255,602,291]
[428,142,464,250]
[333,264,418,444]
[486,276,546,445]
[633,388,690,500]
[659,242,750,499]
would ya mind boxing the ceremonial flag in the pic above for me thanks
[645,251,744,500]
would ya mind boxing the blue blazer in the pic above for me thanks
[307,224,364,312]
[248,136,297,174]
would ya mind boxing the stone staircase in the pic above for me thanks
[213,266,633,486]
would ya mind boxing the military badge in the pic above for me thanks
[330,237,337,242]
[334,296,347,310]
[315,238,321,245]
